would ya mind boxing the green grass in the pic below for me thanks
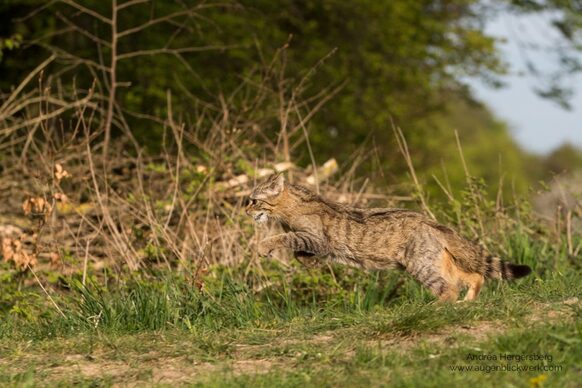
[0,256,581,386]
[0,224,580,386]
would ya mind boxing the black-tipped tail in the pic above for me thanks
[506,263,532,279]
[484,255,532,280]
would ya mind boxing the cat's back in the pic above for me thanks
[319,203,433,242]
[286,184,435,235]
[336,205,429,226]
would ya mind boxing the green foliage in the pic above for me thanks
[210,0,508,162]
[410,96,539,198]
[0,34,21,62]
[1,0,578,193]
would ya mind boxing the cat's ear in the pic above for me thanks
[252,173,285,199]
[269,173,284,195]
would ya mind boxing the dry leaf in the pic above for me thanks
[193,267,208,291]
[0,225,23,239]
[53,193,68,202]
[2,238,14,262]
[55,163,71,182]
[1,238,37,270]
[16,251,37,270]
[22,199,33,216]
[22,197,52,220]
[49,252,60,266]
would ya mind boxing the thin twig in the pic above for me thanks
[566,210,573,256]
[391,120,435,220]
[116,45,241,61]
[0,54,56,115]
[102,0,118,160]
[61,0,112,25]
[117,0,149,11]
[27,263,66,318]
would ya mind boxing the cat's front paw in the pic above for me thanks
[258,241,274,258]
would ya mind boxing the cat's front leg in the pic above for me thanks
[258,232,326,258]
[258,236,280,257]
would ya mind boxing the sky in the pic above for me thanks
[469,12,582,155]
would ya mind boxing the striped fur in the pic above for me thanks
[246,174,532,302]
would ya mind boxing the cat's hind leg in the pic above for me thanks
[426,276,460,302]
[405,255,460,302]
[440,248,484,302]
[404,238,460,302]
[462,273,484,301]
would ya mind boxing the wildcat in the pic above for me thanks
[246,174,531,302]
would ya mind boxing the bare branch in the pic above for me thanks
[117,3,231,38]
[0,95,96,137]
[35,43,111,72]
[56,12,112,47]
[117,44,240,61]
[103,0,118,160]
[293,105,319,194]
[27,264,66,318]
[0,54,56,116]
[289,80,346,139]
[117,0,149,11]
[2,95,77,119]
[60,0,112,25]
[14,0,57,22]
[118,8,199,38]
[392,120,436,220]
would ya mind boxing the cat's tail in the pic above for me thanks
[438,226,532,281]
[483,255,531,280]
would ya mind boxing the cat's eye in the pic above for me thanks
[248,198,257,206]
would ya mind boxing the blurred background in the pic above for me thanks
[2,1,581,193]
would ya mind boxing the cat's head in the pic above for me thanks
[246,173,285,223]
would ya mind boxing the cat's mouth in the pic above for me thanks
[253,212,268,223]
